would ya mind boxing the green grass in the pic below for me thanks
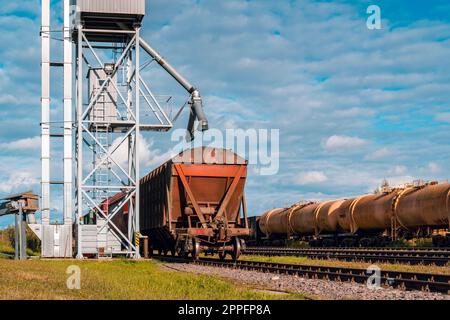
[0,239,38,258]
[0,258,304,300]
[0,243,14,255]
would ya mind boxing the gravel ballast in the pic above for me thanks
[164,263,450,300]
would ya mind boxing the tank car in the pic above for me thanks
[256,182,450,247]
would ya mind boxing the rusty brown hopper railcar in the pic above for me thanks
[139,147,250,260]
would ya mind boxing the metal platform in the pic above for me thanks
[72,0,145,42]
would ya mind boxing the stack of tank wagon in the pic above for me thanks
[89,147,250,260]
[254,181,450,247]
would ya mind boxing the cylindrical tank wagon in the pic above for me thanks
[106,147,250,259]
[349,191,399,234]
[257,182,450,247]
[395,183,450,230]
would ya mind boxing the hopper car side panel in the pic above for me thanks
[139,163,249,250]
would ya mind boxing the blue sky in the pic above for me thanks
[1,0,450,228]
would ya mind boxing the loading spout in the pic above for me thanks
[140,39,209,140]
[140,39,196,93]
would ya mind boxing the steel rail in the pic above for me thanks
[243,248,449,266]
[245,247,450,257]
[244,247,450,265]
[250,246,450,252]
[154,255,450,294]
[246,247,450,257]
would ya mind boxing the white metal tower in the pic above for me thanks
[35,0,73,258]
[39,0,208,259]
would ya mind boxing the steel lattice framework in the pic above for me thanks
[40,0,208,259]
[74,25,173,258]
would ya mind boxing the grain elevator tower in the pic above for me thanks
[39,0,209,258]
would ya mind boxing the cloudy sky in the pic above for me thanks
[1,0,450,227]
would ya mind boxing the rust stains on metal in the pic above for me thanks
[260,182,450,237]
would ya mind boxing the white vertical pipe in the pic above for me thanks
[127,53,133,247]
[134,27,141,258]
[76,25,84,259]
[41,0,50,226]
[63,0,73,226]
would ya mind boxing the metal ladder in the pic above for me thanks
[91,88,114,257]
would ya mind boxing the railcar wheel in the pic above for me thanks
[192,238,201,260]
[218,251,227,260]
[231,237,242,261]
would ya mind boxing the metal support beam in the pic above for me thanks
[14,211,19,260]
[41,0,50,226]
[242,192,248,229]
[76,24,84,259]
[19,206,27,260]
[214,165,246,222]
[134,25,141,259]
[63,0,73,227]
[173,164,207,228]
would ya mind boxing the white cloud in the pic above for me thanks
[427,162,441,174]
[323,135,368,151]
[389,165,407,175]
[333,107,375,118]
[0,136,40,151]
[365,147,392,160]
[295,171,328,185]
[109,134,174,172]
[0,171,39,194]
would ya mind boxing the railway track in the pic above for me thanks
[243,247,450,266]
[155,255,450,294]
[252,246,450,251]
